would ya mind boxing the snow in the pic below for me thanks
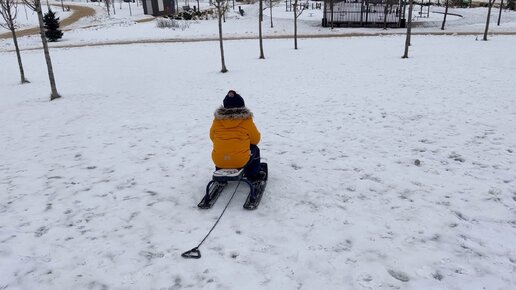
[1,2,516,290]
[0,3,73,33]
[2,2,516,49]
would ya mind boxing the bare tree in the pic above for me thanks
[483,0,496,41]
[441,0,449,30]
[293,0,305,49]
[402,0,414,58]
[259,0,265,59]
[269,0,274,28]
[0,0,29,83]
[214,0,228,72]
[222,0,228,22]
[383,0,399,29]
[383,0,389,30]
[105,0,111,16]
[330,0,334,29]
[497,0,504,26]
[23,0,61,100]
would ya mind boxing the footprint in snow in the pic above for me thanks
[139,251,164,261]
[291,163,301,170]
[432,271,444,281]
[387,269,410,282]
[35,226,49,237]
[448,152,465,162]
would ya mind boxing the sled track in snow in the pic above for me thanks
[3,30,516,52]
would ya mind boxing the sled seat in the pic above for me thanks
[212,168,244,182]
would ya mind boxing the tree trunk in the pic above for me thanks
[270,0,273,28]
[497,0,504,26]
[3,4,29,84]
[294,0,298,49]
[60,0,64,11]
[259,0,265,59]
[441,0,449,30]
[402,0,413,58]
[223,3,226,22]
[483,0,495,41]
[383,2,388,29]
[10,28,29,84]
[407,0,412,46]
[36,0,61,100]
[24,2,29,20]
[330,0,334,29]
[217,3,228,72]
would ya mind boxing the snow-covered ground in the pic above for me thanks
[1,0,516,289]
[1,32,516,289]
[1,1,516,50]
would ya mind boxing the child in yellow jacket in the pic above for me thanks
[210,90,263,180]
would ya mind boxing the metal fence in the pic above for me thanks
[323,0,404,27]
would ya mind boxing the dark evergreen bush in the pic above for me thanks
[450,0,469,7]
[172,9,215,20]
[43,9,63,42]
[508,0,515,10]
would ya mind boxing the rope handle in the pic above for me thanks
[181,247,201,259]
[181,181,242,259]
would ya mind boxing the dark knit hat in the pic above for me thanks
[223,90,245,108]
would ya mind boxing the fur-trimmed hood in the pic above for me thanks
[214,106,253,120]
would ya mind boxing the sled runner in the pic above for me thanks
[197,163,268,210]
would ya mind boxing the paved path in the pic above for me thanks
[0,4,95,39]
[5,30,515,52]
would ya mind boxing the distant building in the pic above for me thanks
[322,0,406,28]
[143,0,176,16]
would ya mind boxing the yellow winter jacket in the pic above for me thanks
[210,106,260,169]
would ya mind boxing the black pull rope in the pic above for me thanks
[181,181,242,259]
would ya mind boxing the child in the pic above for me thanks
[210,90,264,180]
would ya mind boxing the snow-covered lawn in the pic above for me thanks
[1,34,515,289]
[2,2,516,50]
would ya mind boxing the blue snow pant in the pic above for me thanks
[244,145,261,178]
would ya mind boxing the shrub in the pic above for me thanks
[155,18,190,30]
[171,9,216,21]
[450,0,469,7]
[43,9,63,42]
[508,0,515,10]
